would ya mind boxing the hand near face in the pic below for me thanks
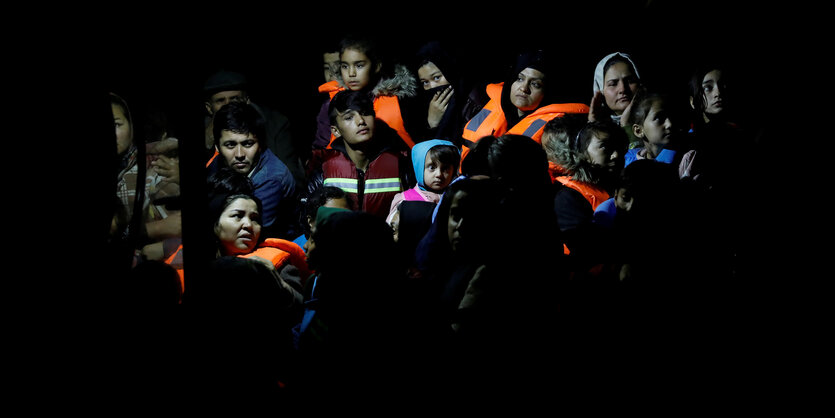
[588,90,610,122]
[428,86,453,129]
[151,155,180,185]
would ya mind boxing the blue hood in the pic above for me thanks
[411,139,456,191]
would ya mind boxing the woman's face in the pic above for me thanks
[112,103,132,155]
[215,197,261,256]
[340,48,379,91]
[700,69,725,116]
[602,61,639,115]
[418,61,450,90]
[510,67,546,112]
[446,190,469,253]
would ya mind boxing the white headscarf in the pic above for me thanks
[592,52,641,94]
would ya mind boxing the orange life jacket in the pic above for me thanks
[554,176,610,255]
[240,238,313,286]
[163,238,313,299]
[322,81,415,150]
[554,175,609,211]
[461,82,589,163]
[548,161,569,181]
[206,149,218,167]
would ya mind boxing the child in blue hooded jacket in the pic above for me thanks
[386,139,459,225]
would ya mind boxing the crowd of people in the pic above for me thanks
[94,30,771,410]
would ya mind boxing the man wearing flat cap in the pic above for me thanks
[204,70,306,191]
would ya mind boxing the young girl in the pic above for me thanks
[320,35,418,150]
[386,139,459,225]
[625,93,679,167]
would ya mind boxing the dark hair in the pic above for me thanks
[339,35,381,69]
[301,185,354,237]
[338,34,390,84]
[208,167,255,196]
[627,92,666,128]
[207,168,263,245]
[572,120,628,156]
[212,101,266,150]
[426,144,461,173]
[110,93,131,126]
[542,114,588,162]
[328,89,376,125]
[462,134,550,190]
[689,63,728,116]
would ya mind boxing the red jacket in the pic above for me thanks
[310,140,410,219]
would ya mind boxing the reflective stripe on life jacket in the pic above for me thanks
[321,150,404,218]
[323,177,403,194]
[461,83,506,162]
[461,82,589,164]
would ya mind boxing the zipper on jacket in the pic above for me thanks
[356,168,365,211]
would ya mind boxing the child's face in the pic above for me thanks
[638,101,673,146]
[701,69,724,116]
[418,61,450,90]
[332,109,375,147]
[423,156,455,192]
[614,187,633,212]
[585,132,622,172]
[323,51,341,83]
[340,48,378,91]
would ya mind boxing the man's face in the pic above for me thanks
[206,90,248,115]
[218,130,260,175]
[331,109,375,147]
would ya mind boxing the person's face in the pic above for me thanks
[634,101,673,147]
[205,90,249,115]
[215,197,261,256]
[418,62,450,90]
[323,51,341,83]
[614,187,633,212]
[423,155,455,193]
[303,227,316,260]
[510,67,546,112]
[340,48,379,91]
[218,130,260,175]
[331,109,375,147]
[602,62,639,115]
[447,190,469,253]
[585,132,623,172]
[112,103,133,155]
[701,69,725,116]
[304,198,351,253]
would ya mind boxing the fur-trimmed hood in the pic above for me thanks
[372,64,418,99]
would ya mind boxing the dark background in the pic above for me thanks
[18,1,797,409]
[95,0,774,153]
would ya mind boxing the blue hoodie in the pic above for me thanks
[411,139,457,191]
